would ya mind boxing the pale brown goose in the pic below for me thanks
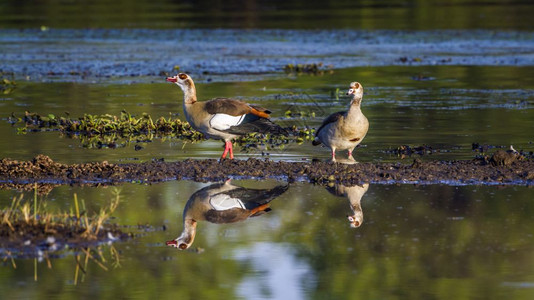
[313,82,369,161]
[166,180,289,250]
[167,73,286,159]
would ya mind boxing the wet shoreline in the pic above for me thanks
[1,155,533,191]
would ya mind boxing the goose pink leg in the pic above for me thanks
[229,142,234,159]
[221,141,234,159]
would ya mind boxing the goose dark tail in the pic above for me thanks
[312,139,322,146]
[230,184,290,208]
[226,116,289,136]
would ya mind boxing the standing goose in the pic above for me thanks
[313,82,369,161]
[166,180,289,250]
[167,73,286,159]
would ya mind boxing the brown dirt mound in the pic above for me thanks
[1,154,534,188]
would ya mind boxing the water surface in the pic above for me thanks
[1,29,533,82]
[1,181,534,299]
[1,0,533,30]
[1,65,533,163]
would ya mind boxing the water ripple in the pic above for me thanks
[1,29,534,83]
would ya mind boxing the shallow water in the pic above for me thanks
[1,23,533,163]
[1,181,534,299]
[1,65,533,163]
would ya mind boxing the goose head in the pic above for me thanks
[346,82,364,105]
[165,219,197,250]
[166,73,194,93]
[347,213,363,228]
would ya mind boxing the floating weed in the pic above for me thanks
[283,63,334,75]
[332,87,346,101]
[1,71,17,94]
[10,111,316,151]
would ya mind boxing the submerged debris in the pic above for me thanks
[472,142,504,153]
[386,144,447,158]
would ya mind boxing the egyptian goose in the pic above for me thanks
[166,73,286,159]
[166,180,289,250]
[312,82,369,161]
[326,183,369,228]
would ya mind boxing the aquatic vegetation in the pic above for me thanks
[283,63,333,75]
[285,110,316,118]
[15,111,200,138]
[0,71,17,94]
[10,111,316,150]
[0,187,128,256]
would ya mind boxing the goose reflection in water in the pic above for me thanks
[166,180,289,250]
[325,183,369,228]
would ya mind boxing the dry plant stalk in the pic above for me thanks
[22,203,31,224]
[2,190,123,242]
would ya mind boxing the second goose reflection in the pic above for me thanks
[326,183,369,228]
[166,180,289,250]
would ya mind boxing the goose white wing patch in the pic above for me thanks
[209,114,246,131]
[210,194,246,210]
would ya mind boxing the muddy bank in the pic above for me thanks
[1,155,534,189]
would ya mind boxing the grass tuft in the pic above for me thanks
[0,189,126,250]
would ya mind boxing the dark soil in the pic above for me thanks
[1,154,534,189]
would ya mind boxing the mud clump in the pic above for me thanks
[490,149,519,166]
[1,154,534,189]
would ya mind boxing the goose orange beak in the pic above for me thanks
[166,240,178,247]
[166,77,177,83]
